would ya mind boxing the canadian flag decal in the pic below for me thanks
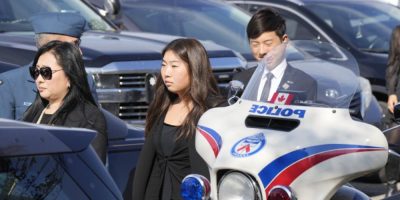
[270,92,294,105]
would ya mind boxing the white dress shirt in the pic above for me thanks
[257,59,287,101]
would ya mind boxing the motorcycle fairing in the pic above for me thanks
[194,41,388,200]
[195,100,388,200]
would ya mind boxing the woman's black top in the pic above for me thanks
[132,95,227,200]
[24,101,108,163]
[132,114,211,200]
[144,123,190,200]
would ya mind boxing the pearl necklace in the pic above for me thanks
[36,105,49,124]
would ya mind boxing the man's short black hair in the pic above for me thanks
[247,8,286,40]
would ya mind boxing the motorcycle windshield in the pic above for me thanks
[241,40,360,109]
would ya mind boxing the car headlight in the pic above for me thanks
[218,171,262,200]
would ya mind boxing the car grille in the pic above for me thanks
[91,57,246,127]
[116,68,240,125]
[119,73,146,88]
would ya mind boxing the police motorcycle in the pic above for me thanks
[180,40,390,200]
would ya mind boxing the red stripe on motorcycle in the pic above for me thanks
[198,127,219,157]
[264,148,384,196]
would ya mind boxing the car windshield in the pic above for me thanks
[241,40,360,109]
[0,0,115,32]
[305,1,400,53]
[121,0,253,60]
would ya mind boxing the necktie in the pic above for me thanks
[260,72,274,101]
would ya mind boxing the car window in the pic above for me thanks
[0,0,115,32]
[306,2,400,53]
[121,1,253,59]
[235,3,328,42]
[0,155,88,199]
[271,8,326,41]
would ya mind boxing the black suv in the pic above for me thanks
[0,0,246,126]
[227,0,400,106]
[89,0,254,61]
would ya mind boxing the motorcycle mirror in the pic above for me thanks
[394,103,400,122]
[145,73,157,103]
[227,80,244,105]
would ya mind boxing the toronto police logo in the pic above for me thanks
[231,133,266,157]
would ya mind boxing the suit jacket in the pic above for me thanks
[0,64,98,120]
[26,101,107,163]
[233,64,317,102]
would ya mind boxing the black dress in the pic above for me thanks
[132,115,210,200]
[145,123,190,200]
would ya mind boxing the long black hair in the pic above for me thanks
[145,38,221,139]
[23,41,96,124]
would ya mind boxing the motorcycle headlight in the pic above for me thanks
[218,171,262,200]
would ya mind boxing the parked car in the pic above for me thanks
[0,0,246,126]
[377,0,400,7]
[89,0,254,61]
[226,0,400,108]
[101,108,144,199]
[0,117,126,199]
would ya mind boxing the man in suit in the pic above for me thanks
[0,12,97,120]
[233,8,317,103]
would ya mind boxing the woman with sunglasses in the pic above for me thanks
[22,40,107,163]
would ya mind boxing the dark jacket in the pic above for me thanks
[132,96,225,200]
[25,101,107,163]
[386,60,400,96]
[233,64,317,102]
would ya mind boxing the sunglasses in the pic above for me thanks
[29,66,63,80]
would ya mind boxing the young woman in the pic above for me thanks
[23,41,107,163]
[132,38,225,200]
